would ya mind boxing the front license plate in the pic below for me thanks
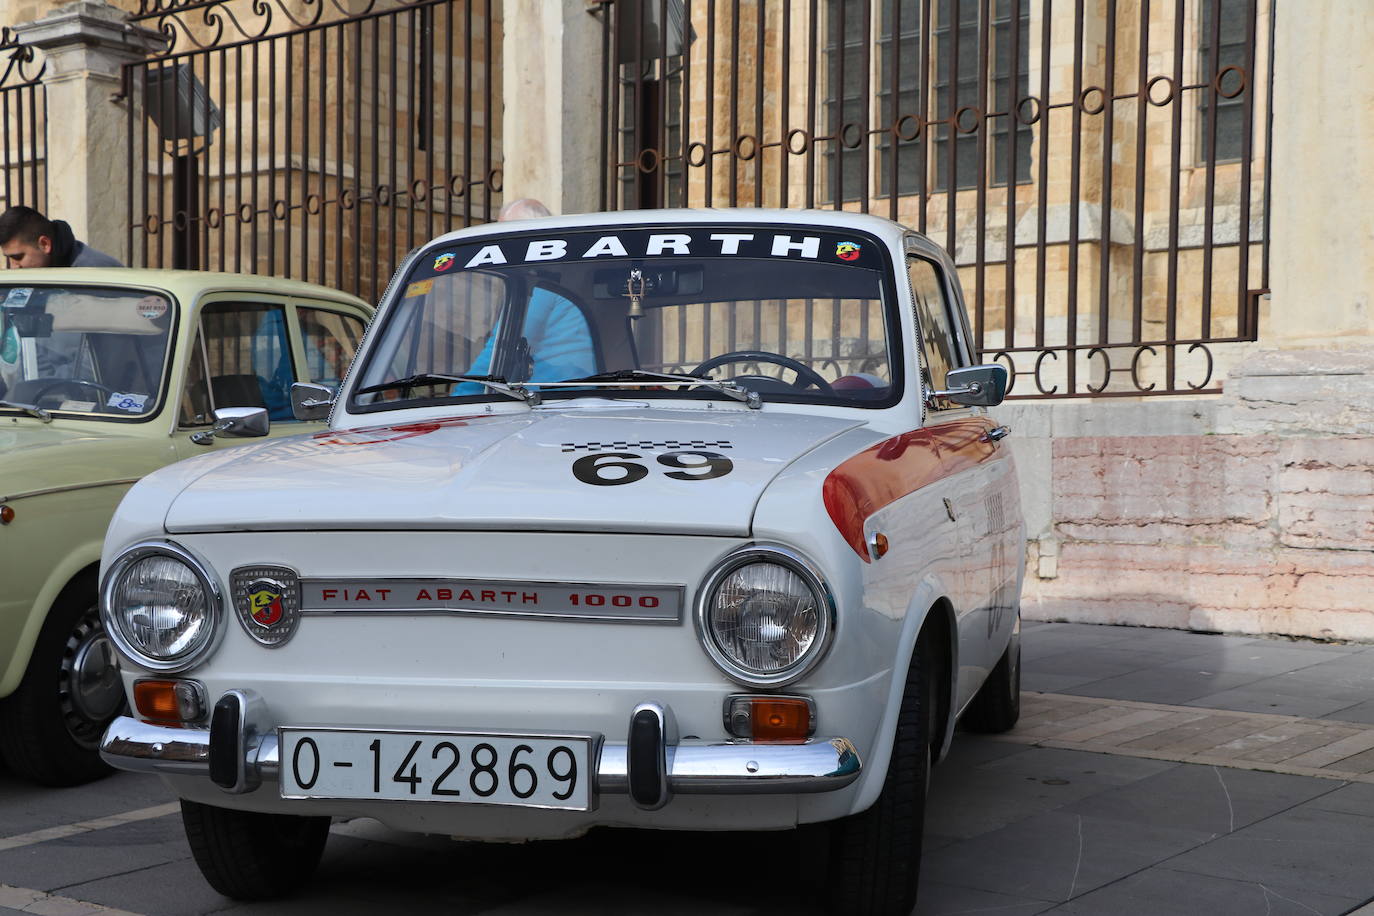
[278,728,595,811]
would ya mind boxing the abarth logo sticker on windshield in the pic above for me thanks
[414,228,881,277]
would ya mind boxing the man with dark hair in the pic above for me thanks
[0,206,122,268]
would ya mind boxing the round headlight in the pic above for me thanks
[101,541,222,672]
[697,546,834,686]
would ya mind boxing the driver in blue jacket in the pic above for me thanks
[461,198,596,386]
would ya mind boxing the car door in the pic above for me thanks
[905,252,1008,702]
[172,296,368,460]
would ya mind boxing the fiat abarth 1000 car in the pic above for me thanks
[0,269,371,786]
[98,210,1024,914]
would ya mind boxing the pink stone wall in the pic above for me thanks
[1023,434,1374,640]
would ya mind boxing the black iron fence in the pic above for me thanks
[598,0,1272,398]
[0,28,47,229]
[123,0,501,305]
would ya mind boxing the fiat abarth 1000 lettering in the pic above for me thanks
[98,210,1024,915]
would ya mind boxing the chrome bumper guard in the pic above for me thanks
[100,696,861,809]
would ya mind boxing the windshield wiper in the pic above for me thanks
[0,399,51,422]
[540,369,761,409]
[354,373,539,405]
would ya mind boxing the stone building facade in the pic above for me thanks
[0,0,1370,639]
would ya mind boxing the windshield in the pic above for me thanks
[0,285,175,420]
[351,225,899,412]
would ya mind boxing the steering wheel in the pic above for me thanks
[28,378,118,405]
[691,350,835,395]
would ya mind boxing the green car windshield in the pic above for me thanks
[351,225,900,412]
[0,285,175,420]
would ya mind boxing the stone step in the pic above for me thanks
[997,692,1374,782]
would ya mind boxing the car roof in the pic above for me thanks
[0,268,371,310]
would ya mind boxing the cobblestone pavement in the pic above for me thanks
[3,622,1374,915]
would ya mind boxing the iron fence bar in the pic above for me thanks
[1237,0,1258,339]
[1165,0,1184,391]
[335,19,345,291]
[1098,0,1117,349]
[483,0,493,219]
[779,0,789,211]
[804,0,815,209]
[917,0,931,233]
[682,0,693,207]
[885,0,899,220]
[1261,0,1274,293]
[858,0,871,215]
[753,0,763,208]
[974,0,990,350]
[1006,0,1022,352]
[267,35,277,275]
[462,0,472,224]
[124,68,133,267]
[1200,0,1222,339]
[728,0,740,207]
[1033,0,1049,349]
[1131,0,1149,342]
[946,0,960,262]
[1066,0,1084,394]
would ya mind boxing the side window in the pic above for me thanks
[906,257,962,408]
[299,307,366,388]
[179,330,211,427]
[200,302,296,421]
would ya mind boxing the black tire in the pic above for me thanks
[825,636,937,916]
[962,623,1022,734]
[181,799,331,900]
[0,574,123,786]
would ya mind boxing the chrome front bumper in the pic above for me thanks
[100,696,861,808]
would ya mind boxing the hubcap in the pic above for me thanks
[59,607,125,749]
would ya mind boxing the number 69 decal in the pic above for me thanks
[571,450,734,486]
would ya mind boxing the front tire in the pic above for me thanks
[0,576,123,786]
[824,636,936,915]
[181,800,331,900]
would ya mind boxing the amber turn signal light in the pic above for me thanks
[724,695,815,742]
[133,679,206,723]
[0,505,13,525]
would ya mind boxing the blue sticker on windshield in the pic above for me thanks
[107,392,149,412]
[2,287,32,308]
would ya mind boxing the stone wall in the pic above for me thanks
[998,349,1374,641]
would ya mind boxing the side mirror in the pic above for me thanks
[291,382,335,421]
[190,406,269,445]
[932,364,1009,407]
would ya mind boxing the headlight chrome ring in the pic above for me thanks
[100,540,224,673]
[695,544,836,688]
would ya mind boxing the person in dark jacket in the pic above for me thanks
[0,206,122,268]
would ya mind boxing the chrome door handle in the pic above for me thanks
[983,425,1011,442]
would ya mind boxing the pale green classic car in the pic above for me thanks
[0,269,371,785]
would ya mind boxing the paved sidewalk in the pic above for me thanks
[919,621,1374,915]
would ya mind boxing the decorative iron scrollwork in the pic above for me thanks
[0,28,45,88]
[131,0,435,54]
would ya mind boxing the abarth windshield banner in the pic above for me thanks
[409,227,885,281]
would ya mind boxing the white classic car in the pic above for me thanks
[99,209,1024,914]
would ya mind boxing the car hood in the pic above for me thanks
[162,407,866,536]
[0,420,169,498]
